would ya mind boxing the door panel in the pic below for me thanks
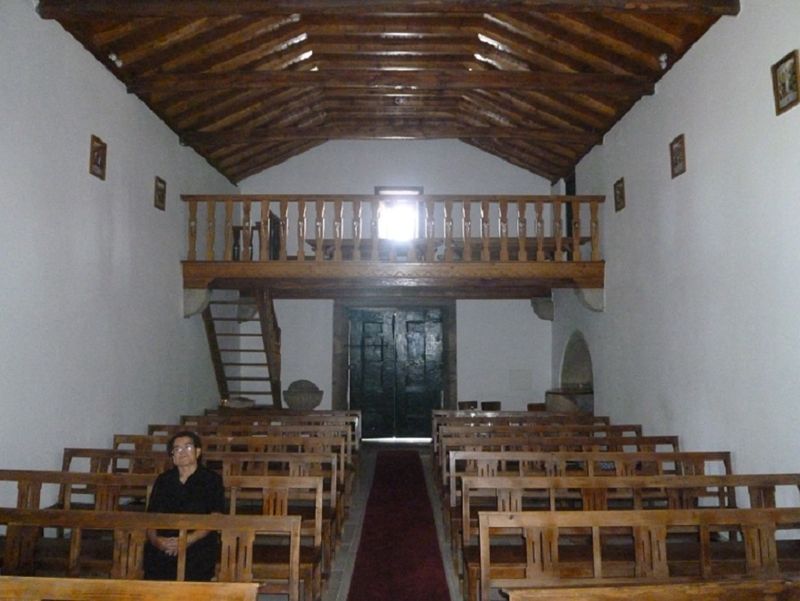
[349,308,444,438]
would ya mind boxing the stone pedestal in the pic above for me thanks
[545,388,594,414]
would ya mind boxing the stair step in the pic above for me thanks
[224,362,268,367]
[216,333,262,337]
[226,376,272,382]
[212,317,259,322]
[219,348,266,353]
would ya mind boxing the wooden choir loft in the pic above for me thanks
[183,193,605,408]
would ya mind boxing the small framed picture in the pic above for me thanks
[670,134,686,179]
[154,176,166,211]
[89,135,107,180]
[771,50,799,115]
[613,177,625,212]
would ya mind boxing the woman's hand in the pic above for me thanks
[155,536,179,556]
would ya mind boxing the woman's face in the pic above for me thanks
[170,435,201,468]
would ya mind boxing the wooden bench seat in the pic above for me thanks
[226,475,324,601]
[503,578,800,601]
[0,575,259,601]
[477,508,800,601]
[0,508,301,601]
[457,473,800,597]
[446,450,733,516]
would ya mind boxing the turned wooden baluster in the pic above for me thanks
[259,199,270,261]
[223,200,234,261]
[499,200,509,261]
[279,200,288,261]
[315,199,325,262]
[407,200,418,262]
[517,200,528,261]
[370,199,380,260]
[333,199,343,262]
[462,200,472,262]
[352,199,362,261]
[535,200,545,261]
[205,200,216,261]
[296,199,306,262]
[481,200,490,261]
[553,198,563,262]
[444,199,455,261]
[187,201,197,261]
[242,200,252,261]
[590,200,600,261]
[571,198,582,261]
[425,199,436,262]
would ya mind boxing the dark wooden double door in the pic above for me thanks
[349,308,444,438]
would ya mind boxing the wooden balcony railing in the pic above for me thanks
[182,194,605,297]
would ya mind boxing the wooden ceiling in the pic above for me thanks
[39,1,739,184]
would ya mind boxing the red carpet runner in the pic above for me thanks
[347,449,451,601]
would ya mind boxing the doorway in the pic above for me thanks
[332,301,456,438]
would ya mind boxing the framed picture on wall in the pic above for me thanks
[153,176,166,211]
[89,135,107,180]
[613,177,625,212]
[670,134,686,179]
[771,49,799,115]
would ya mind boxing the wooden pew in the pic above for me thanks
[60,449,343,540]
[504,579,800,601]
[478,508,800,601]
[431,411,611,455]
[459,473,800,598]
[446,450,734,517]
[0,508,301,601]
[226,475,324,601]
[439,435,682,490]
[112,434,351,500]
[0,575,259,601]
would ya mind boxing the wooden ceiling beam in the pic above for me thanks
[130,69,653,95]
[38,1,741,19]
[180,123,600,144]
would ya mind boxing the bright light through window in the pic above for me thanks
[375,186,423,241]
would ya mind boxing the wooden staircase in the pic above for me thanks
[202,289,282,407]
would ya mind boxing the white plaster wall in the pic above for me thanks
[0,1,236,476]
[553,1,800,473]
[240,140,553,409]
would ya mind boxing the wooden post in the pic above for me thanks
[590,200,600,261]
[370,199,380,261]
[187,201,197,261]
[223,200,234,261]
[499,200,509,262]
[535,200,545,261]
[315,199,325,262]
[444,199,454,262]
[517,200,527,261]
[242,200,252,262]
[352,199,362,261]
[279,200,288,261]
[296,200,306,262]
[206,200,216,261]
[480,200,490,262]
[259,199,270,261]
[571,199,581,261]
[553,198,563,262]
[425,199,436,262]
[462,200,472,262]
[333,199,343,262]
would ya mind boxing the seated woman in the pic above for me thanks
[144,430,225,581]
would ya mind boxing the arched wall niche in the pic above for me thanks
[560,330,594,390]
[546,330,594,413]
